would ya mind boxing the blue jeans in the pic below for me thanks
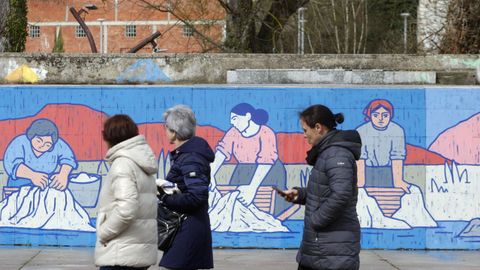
[99,266,149,270]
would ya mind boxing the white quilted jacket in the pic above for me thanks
[95,135,158,267]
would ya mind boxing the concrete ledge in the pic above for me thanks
[0,53,478,84]
[227,69,436,84]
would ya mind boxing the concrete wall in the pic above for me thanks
[0,85,479,249]
[1,53,480,84]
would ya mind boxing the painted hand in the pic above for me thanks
[237,185,257,206]
[30,172,49,190]
[49,173,69,191]
[396,181,411,194]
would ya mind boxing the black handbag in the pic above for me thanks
[157,202,186,251]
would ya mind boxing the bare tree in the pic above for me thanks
[277,0,368,54]
[439,0,480,54]
[127,0,310,53]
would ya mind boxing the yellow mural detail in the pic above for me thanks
[5,65,40,83]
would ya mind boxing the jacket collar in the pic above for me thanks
[306,129,338,166]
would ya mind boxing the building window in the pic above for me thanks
[183,25,194,37]
[125,25,136,37]
[75,26,86,38]
[29,25,40,38]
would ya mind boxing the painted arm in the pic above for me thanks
[390,127,409,193]
[50,164,73,191]
[392,159,410,193]
[356,159,365,188]
[16,163,49,190]
[48,139,77,191]
[237,164,272,206]
[209,150,226,191]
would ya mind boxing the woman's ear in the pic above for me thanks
[314,123,323,133]
[245,112,252,121]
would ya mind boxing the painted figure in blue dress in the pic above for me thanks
[4,118,77,190]
[0,118,94,231]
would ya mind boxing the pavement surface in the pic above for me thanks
[0,247,478,270]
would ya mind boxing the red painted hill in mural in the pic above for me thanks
[275,133,447,165]
[429,113,480,164]
[0,104,109,161]
[0,104,448,165]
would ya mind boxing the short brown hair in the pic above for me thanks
[102,114,139,147]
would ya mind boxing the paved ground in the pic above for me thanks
[0,247,478,270]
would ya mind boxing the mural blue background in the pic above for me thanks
[0,85,479,249]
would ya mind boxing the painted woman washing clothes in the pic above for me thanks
[356,99,410,192]
[0,118,93,231]
[209,103,289,216]
[4,118,77,190]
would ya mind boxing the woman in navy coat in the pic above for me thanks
[158,105,214,270]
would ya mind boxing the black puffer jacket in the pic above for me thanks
[295,130,362,270]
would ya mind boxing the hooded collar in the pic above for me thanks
[171,136,215,163]
[105,135,158,174]
[306,129,362,165]
[306,130,338,165]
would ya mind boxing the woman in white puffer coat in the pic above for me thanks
[95,114,158,270]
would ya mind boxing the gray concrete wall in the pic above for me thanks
[1,53,480,84]
[0,53,480,84]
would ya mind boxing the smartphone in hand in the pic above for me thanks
[272,186,286,196]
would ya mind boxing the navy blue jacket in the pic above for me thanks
[159,136,215,270]
[295,130,362,270]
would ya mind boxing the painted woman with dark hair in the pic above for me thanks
[0,118,93,232]
[356,99,410,193]
[210,103,288,216]
[3,118,77,190]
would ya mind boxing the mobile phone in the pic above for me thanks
[272,186,286,196]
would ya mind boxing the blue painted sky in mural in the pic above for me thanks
[1,85,480,147]
[426,88,480,147]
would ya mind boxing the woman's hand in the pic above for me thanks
[30,171,49,190]
[279,189,299,203]
[395,181,411,194]
[237,185,257,206]
[49,172,68,191]
[49,165,73,191]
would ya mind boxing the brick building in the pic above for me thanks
[26,0,225,53]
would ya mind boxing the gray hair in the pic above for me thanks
[163,105,196,141]
[26,118,59,143]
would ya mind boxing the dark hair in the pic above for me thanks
[300,104,344,130]
[102,114,139,147]
[26,118,59,144]
[231,103,268,125]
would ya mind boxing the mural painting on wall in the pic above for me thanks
[0,119,95,231]
[0,86,479,248]
[355,99,436,229]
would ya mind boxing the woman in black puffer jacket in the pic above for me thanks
[279,104,362,270]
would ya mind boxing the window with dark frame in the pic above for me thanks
[75,26,86,38]
[125,25,136,37]
[29,25,40,38]
[183,25,194,37]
